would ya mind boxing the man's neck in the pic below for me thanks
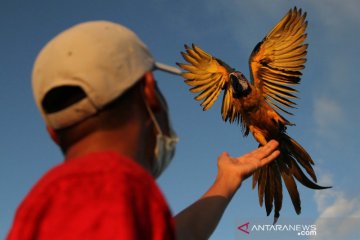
[64,126,152,173]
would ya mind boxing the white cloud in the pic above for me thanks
[313,96,346,139]
[309,0,360,29]
[203,0,292,51]
[312,174,360,239]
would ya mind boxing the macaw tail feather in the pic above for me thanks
[252,133,330,223]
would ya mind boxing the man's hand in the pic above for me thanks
[175,140,280,240]
[215,140,280,199]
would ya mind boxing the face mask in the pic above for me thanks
[144,91,178,178]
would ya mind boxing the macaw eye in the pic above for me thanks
[239,80,249,91]
[230,73,238,82]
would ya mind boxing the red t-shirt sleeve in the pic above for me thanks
[7,153,175,240]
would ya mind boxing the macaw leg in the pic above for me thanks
[250,126,268,146]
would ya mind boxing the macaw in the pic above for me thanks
[177,7,330,222]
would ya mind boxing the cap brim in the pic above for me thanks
[154,62,182,75]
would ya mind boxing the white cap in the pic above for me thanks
[32,20,181,129]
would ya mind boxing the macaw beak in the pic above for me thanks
[230,72,243,98]
[230,72,251,98]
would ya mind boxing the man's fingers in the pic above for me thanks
[222,140,279,169]
[247,140,280,169]
[218,151,230,160]
[259,149,280,166]
[253,140,279,158]
[263,140,279,152]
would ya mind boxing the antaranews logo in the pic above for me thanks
[237,222,317,237]
[237,222,250,234]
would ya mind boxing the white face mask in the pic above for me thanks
[144,92,178,178]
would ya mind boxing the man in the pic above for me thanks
[7,21,279,239]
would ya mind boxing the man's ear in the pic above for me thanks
[143,71,161,112]
[46,126,60,145]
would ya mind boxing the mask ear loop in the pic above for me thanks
[153,89,179,141]
[143,86,178,142]
[143,94,163,136]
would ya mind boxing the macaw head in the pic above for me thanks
[229,71,250,98]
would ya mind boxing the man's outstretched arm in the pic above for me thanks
[175,140,280,240]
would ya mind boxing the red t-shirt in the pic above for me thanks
[7,151,175,240]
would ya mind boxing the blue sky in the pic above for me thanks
[1,0,360,239]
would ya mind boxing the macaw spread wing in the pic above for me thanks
[249,7,308,116]
[177,44,231,111]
